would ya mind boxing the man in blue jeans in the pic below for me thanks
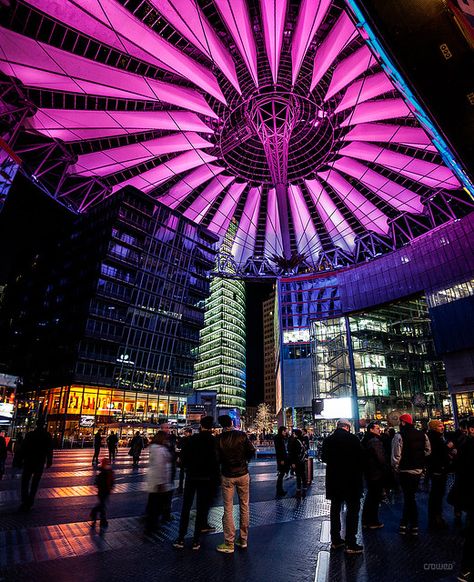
[215,415,255,553]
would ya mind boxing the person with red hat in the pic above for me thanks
[391,413,431,536]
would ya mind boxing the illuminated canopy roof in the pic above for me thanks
[0,0,472,275]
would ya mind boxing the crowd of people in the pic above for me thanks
[2,413,473,579]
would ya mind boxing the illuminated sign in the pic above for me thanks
[313,397,353,420]
[79,415,95,428]
[0,403,14,419]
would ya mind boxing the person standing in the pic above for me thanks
[173,416,220,550]
[90,458,114,534]
[361,421,388,529]
[129,431,144,467]
[426,419,451,528]
[288,429,308,497]
[215,415,255,553]
[0,430,7,480]
[321,418,364,554]
[92,429,102,466]
[391,413,431,536]
[176,428,193,494]
[274,426,289,497]
[20,420,53,510]
[106,431,118,462]
[145,431,174,535]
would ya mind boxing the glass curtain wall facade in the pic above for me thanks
[1,184,218,439]
[194,222,246,412]
[311,298,449,425]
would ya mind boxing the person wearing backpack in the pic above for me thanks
[288,429,308,497]
[90,458,114,534]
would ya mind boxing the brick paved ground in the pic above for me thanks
[0,449,463,582]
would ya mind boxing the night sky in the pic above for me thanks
[245,281,273,407]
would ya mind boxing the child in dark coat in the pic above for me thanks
[90,458,114,533]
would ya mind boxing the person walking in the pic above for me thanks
[129,431,145,467]
[0,430,7,480]
[321,418,364,554]
[215,414,255,553]
[145,431,174,535]
[391,413,431,536]
[90,457,114,534]
[92,429,102,466]
[106,431,118,462]
[426,419,451,529]
[20,420,53,510]
[12,433,24,472]
[173,416,220,550]
[361,421,389,529]
[288,429,308,497]
[274,426,289,497]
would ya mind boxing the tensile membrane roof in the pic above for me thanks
[0,0,472,275]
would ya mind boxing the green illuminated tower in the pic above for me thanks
[193,221,246,411]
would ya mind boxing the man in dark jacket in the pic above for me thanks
[274,426,288,497]
[106,431,118,462]
[288,428,308,497]
[20,420,53,510]
[215,415,255,553]
[361,421,388,528]
[92,429,102,466]
[391,413,431,535]
[426,419,451,528]
[321,418,364,554]
[173,417,220,550]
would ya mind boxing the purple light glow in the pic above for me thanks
[111,150,217,194]
[158,165,224,209]
[325,45,376,101]
[304,179,356,251]
[310,11,357,91]
[69,133,213,177]
[232,186,262,264]
[260,0,287,84]
[292,0,332,85]
[183,175,235,222]
[28,109,213,141]
[207,181,247,235]
[338,142,461,189]
[0,27,218,118]
[265,187,284,258]
[288,184,321,257]
[214,0,259,86]
[342,123,436,152]
[334,72,394,113]
[331,157,423,213]
[339,98,412,127]
[317,171,389,234]
[24,0,227,103]
[149,0,241,93]
[0,1,467,272]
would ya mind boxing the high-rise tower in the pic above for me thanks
[194,221,246,412]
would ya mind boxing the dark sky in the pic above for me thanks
[245,281,274,407]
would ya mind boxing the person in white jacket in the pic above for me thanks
[145,431,173,534]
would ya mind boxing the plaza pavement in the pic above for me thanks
[0,448,463,582]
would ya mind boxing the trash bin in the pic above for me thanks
[306,457,314,485]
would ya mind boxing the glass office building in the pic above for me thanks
[311,298,449,426]
[0,183,218,439]
[194,223,246,412]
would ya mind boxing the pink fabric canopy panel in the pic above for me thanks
[0,0,466,272]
